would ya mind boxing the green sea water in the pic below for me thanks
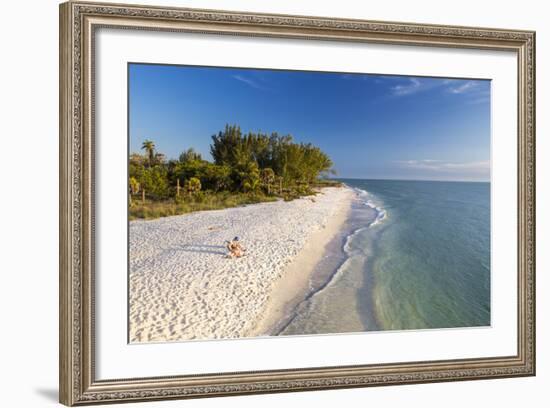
[279,179,491,336]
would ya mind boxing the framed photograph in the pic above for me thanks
[59,1,536,405]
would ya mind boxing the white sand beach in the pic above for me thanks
[129,186,354,343]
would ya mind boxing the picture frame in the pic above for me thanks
[59,1,536,405]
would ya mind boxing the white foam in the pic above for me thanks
[350,186,388,227]
[343,225,369,254]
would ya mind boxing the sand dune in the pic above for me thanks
[129,186,354,343]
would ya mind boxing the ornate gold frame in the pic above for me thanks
[59,1,536,405]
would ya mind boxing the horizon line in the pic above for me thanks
[333,177,490,183]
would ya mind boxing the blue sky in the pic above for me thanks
[129,63,491,181]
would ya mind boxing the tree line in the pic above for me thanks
[129,124,335,202]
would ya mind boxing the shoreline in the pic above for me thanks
[249,188,353,337]
[129,185,355,343]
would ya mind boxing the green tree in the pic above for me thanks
[179,148,202,163]
[210,124,243,166]
[233,160,260,192]
[154,152,166,166]
[260,168,275,194]
[268,133,293,181]
[129,177,140,194]
[141,139,156,167]
[132,165,170,199]
[185,177,202,194]
[130,124,335,211]
[203,163,232,192]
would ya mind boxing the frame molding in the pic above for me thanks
[59,1,535,405]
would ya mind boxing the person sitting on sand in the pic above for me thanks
[226,236,246,258]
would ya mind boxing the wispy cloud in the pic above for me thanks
[396,159,490,173]
[391,78,423,96]
[389,77,454,97]
[232,74,270,91]
[447,81,477,94]
[386,77,490,103]
[338,74,489,104]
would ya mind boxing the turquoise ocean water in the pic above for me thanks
[279,179,491,336]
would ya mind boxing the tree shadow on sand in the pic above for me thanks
[176,244,227,256]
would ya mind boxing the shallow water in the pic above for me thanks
[279,179,491,336]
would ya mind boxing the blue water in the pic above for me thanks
[279,179,491,335]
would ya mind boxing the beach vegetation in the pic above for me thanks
[179,147,202,163]
[141,139,156,167]
[129,176,140,194]
[185,177,202,194]
[260,168,275,194]
[129,124,339,219]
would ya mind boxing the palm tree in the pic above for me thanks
[260,168,275,194]
[185,177,202,194]
[237,160,260,193]
[129,177,140,194]
[141,139,156,167]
